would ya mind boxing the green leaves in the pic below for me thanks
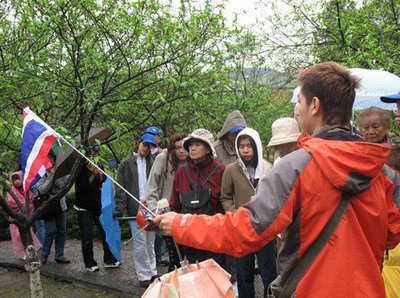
[0,0,285,166]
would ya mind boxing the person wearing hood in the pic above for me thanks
[169,128,226,268]
[214,110,247,165]
[220,128,276,297]
[155,62,400,297]
[6,171,42,258]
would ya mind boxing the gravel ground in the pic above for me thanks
[0,239,265,297]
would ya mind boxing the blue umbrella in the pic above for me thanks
[100,176,121,262]
[291,68,400,110]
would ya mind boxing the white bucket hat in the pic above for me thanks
[183,128,217,159]
[268,118,301,147]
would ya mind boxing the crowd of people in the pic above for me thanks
[6,61,400,297]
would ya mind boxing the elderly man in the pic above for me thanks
[155,62,400,297]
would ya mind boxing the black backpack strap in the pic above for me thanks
[280,191,352,298]
[184,163,197,190]
[200,164,221,188]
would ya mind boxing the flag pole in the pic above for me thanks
[58,136,156,217]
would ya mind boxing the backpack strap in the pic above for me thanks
[184,163,222,190]
[200,164,221,188]
[184,163,197,190]
[280,191,353,298]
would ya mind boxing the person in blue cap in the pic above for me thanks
[381,91,400,127]
[113,133,158,287]
[145,126,163,157]
[144,126,168,265]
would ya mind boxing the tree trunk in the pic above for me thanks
[24,245,43,298]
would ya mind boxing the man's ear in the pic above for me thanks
[311,96,322,116]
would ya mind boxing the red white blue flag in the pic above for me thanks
[21,107,58,193]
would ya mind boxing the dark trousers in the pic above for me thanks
[164,235,183,272]
[77,209,117,268]
[236,239,277,298]
[183,245,226,270]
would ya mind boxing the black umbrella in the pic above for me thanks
[53,127,111,179]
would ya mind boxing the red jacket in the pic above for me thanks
[171,126,400,297]
[170,157,225,214]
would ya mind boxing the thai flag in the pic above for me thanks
[21,107,59,193]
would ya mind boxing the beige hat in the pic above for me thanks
[183,128,217,159]
[268,118,301,147]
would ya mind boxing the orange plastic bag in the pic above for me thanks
[136,200,156,231]
[142,259,234,298]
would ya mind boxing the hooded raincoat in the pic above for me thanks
[213,110,247,165]
[6,171,42,257]
[170,126,400,297]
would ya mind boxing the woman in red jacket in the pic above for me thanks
[170,128,226,268]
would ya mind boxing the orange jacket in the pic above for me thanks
[171,126,400,297]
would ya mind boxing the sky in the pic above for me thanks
[220,0,262,26]
[162,0,270,31]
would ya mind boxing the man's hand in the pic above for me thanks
[153,212,178,236]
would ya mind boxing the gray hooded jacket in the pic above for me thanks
[213,110,247,165]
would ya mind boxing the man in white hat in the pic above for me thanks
[267,117,301,165]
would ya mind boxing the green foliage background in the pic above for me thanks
[2,0,400,240]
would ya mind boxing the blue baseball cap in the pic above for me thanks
[145,126,161,136]
[229,126,244,134]
[140,133,157,146]
[380,91,400,103]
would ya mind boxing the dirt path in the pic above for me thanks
[0,266,135,297]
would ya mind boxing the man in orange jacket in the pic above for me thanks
[155,62,400,297]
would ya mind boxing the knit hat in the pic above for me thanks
[183,128,217,159]
[268,118,301,147]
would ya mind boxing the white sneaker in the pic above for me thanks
[86,265,99,272]
[104,261,121,268]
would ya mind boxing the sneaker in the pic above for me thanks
[40,255,48,265]
[104,261,121,268]
[151,275,160,282]
[156,259,169,266]
[139,280,152,288]
[55,256,71,264]
[86,265,99,272]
